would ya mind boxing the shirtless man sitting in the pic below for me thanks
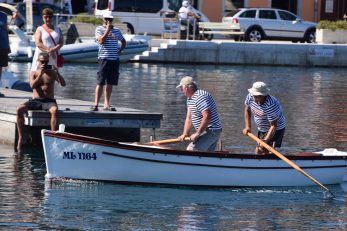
[16,52,66,153]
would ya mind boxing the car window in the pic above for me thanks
[278,10,297,21]
[239,10,256,18]
[17,4,25,13]
[259,10,276,19]
[32,4,39,15]
[41,3,54,11]
[40,4,63,14]
[135,0,163,13]
[17,3,39,15]
[114,0,135,12]
[97,0,109,10]
[224,9,241,17]
[167,0,181,11]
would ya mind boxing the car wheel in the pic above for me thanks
[246,28,262,42]
[204,34,213,41]
[306,29,316,43]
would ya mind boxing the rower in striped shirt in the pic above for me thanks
[177,76,222,151]
[243,81,286,155]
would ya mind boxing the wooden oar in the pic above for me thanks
[147,137,191,145]
[247,132,335,198]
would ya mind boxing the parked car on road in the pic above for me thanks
[14,2,69,32]
[222,8,316,43]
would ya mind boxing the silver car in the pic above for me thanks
[222,8,316,43]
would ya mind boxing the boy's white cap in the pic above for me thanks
[103,11,114,19]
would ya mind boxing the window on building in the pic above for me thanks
[225,0,244,12]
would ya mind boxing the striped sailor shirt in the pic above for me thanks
[245,93,286,132]
[95,26,124,60]
[187,89,222,131]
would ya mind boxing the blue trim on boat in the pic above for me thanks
[102,151,347,170]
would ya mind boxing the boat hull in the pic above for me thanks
[59,41,148,63]
[9,35,148,63]
[41,130,347,187]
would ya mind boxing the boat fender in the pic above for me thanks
[58,124,65,133]
[316,148,347,156]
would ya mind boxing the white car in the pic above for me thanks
[222,8,316,43]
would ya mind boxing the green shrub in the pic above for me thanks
[69,14,120,25]
[317,20,347,31]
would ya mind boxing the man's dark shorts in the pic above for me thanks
[0,49,9,67]
[258,128,285,148]
[24,98,58,111]
[97,59,120,86]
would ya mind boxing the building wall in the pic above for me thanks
[247,0,269,8]
[202,0,223,22]
[302,0,326,22]
[302,0,315,21]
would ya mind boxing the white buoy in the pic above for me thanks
[27,46,33,58]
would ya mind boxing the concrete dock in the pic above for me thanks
[0,88,162,148]
[133,39,347,67]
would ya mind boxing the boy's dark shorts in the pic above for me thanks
[258,128,285,148]
[24,98,58,111]
[0,50,9,67]
[97,59,120,86]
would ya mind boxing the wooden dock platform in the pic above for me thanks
[0,88,162,148]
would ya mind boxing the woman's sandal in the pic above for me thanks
[103,106,116,111]
[90,105,98,111]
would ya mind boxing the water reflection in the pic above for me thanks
[1,62,347,230]
[0,145,45,229]
[41,182,347,230]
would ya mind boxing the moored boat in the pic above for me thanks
[8,25,149,63]
[41,129,347,187]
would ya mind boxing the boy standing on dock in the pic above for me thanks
[16,52,66,153]
[90,11,126,111]
[0,11,11,97]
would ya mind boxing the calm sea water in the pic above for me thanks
[1,62,346,230]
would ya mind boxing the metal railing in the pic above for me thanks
[162,17,199,40]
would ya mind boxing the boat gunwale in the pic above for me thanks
[43,130,347,161]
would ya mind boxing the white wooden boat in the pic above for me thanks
[8,25,149,63]
[41,129,347,187]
